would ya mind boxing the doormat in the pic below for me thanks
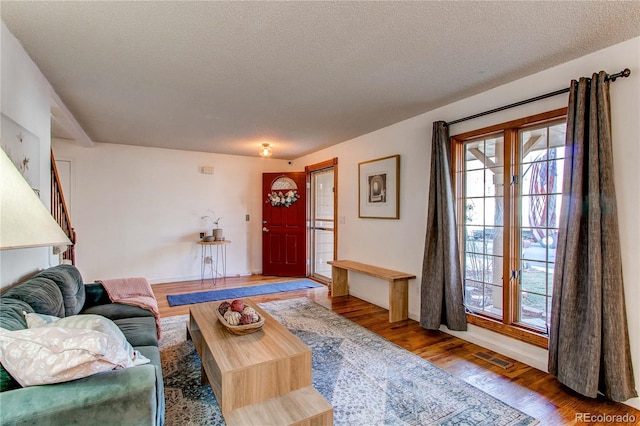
[166,279,323,307]
[473,351,514,369]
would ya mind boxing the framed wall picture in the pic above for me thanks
[358,154,399,219]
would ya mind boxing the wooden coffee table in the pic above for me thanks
[188,299,333,425]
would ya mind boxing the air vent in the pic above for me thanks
[473,351,514,369]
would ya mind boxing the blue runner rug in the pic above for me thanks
[166,279,323,307]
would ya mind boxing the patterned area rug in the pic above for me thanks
[159,298,538,426]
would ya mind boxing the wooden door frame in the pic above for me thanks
[305,158,338,280]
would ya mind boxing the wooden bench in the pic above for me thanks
[327,260,416,323]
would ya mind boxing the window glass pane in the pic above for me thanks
[465,199,484,225]
[484,136,504,167]
[313,229,333,277]
[521,128,548,163]
[520,263,547,292]
[464,280,484,309]
[464,251,484,281]
[485,197,503,228]
[539,229,558,251]
[547,155,562,193]
[521,228,535,247]
[484,285,503,316]
[485,255,503,287]
[465,140,484,171]
[465,225,482,244]
[548,123,566,157]
[465,170,485,197]
[520,197,533,227]
[271,176,297,191]
[465,250,484,280]
[314,171,334,220]
[520,292,547,329]
[529,196,549,228]
[479,230,495,255]
[548,189,561,228]
[485,167,504,196]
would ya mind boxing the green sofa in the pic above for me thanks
[0,265,164,425]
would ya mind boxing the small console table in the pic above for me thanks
[198,240,230,285]
[328,260,416,323]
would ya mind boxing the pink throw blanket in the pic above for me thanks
[96,277,162,339]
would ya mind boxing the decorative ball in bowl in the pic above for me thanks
[215,299,265,335]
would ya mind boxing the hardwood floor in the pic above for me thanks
[152,276,640,426]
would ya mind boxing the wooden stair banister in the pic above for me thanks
[50,149,75,264]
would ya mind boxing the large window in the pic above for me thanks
[453,109,566,347]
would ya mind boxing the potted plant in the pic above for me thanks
[202,210,223,241]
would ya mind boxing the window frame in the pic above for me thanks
[451,107,567,349]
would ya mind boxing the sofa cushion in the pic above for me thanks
[135,345,165,426]
[38,264,86,316]
[0,365,20,392]
[82,302,155,321]
[114,317,158,347]
[83,283,112,308]
[2,277,65,317]
[0,361,163,426]
[0,299,34,392]
[0,327,137,387]
[0,298,33,331]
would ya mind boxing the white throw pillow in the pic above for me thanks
[0,327,134,387]
[24,312,60,328]
[23,313,149,367]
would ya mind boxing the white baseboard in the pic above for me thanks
[147,272,252,285]
[409,309,548,371]
[441,325,549,372]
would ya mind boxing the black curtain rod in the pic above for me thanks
[445,68,631,126]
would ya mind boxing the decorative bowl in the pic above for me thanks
[215,302,265,335]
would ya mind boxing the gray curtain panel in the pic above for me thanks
[420,121,467,331]
[548,72,637,401]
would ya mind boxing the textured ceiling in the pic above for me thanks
[2,1,639,159]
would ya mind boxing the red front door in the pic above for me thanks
[262,172,307,277]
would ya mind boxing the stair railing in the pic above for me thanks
[50,149,76,264]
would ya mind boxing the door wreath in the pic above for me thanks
[266,190,300,207]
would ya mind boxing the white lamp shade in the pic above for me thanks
[0,148,71,250]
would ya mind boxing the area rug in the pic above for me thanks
[159,298,538,426]
[166,279,322,307]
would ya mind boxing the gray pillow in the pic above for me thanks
[2,277,65,318]
[39,264,86,316]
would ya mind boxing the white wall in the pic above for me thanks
[297,37,640,409]
[52,139,293,283]
[0,22,58,289]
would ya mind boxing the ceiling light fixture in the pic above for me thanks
[259,143,273,158]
